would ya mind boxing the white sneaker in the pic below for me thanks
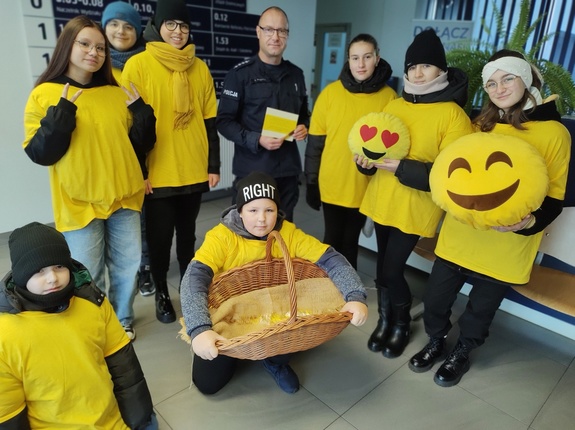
[122,323,136,341]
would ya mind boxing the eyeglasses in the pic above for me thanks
[163,20,190,34]
[258,25,289,38]
[484,75,520,93]
[106,21,135,33]
[74,40,106,57]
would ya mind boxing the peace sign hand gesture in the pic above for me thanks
[61,83,83,104]
[122,82,141,106]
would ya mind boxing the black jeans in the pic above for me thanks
[374,223,420,305]
[192,352,292,395]
[145,192,203,283]
[322,202,366,269]
[423,258,510,349]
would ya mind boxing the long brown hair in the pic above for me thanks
[474,49,542,132]
[35,16,117,87]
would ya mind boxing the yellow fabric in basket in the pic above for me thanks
[210,278,345,339]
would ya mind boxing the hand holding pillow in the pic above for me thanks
[429,133,549,230]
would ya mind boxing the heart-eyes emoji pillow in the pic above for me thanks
[429,132,549,230]
[348,112,411,162]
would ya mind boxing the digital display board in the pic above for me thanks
[21,0,259,95]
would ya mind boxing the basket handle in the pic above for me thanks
[266,231,297,324]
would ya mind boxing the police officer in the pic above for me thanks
[216,6,309,222]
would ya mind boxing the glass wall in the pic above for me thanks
[423,0,575,80]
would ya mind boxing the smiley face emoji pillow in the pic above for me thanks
[348,112,410,162]
[429,133,549,230]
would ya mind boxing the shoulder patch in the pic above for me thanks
[221,89,239,98]
[233,58,253,70]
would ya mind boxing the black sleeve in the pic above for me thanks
[135,152,148,180]
[216,71,257,149]
[515,196,564,236]
[293,70,310,128]
[355,163,377,176]
[304,134,325,184]
[105,342,154,429]
[395,159,433,191]
[298,93,311,128]
[0,407,31,430]
[127,98,156,179]
[24,98,77,166]
[204,117,221,175]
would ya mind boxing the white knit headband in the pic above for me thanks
[482,56,544,109]
[482,57,533,88]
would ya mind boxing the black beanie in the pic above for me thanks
[9,222,74,287]
[404,29,447,74]
[153,0,190,29]
[236,172,281,212]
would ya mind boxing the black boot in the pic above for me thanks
[155,281,176,324]
[434,341,471,387]
[408,336,445,373]
[367,286,391,352]
[382,301,412,358]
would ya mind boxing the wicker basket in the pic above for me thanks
[180,231,352,360]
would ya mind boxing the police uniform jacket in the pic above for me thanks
[216,55,310,178]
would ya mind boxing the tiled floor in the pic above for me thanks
[1,187,575,429]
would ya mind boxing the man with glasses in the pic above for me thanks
[216,6,310,222]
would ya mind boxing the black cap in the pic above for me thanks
[154,0,190,29]
[404,29,447,74]
[9,222,74,287]
[236,172,281,212]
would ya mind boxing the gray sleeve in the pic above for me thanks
[315,247,367,304]
[180,260,215,339]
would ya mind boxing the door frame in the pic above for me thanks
[312,23,351,104]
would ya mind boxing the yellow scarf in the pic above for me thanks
[147,42,196,129]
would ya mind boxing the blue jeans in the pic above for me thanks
[63,209,141,325]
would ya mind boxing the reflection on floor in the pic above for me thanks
[1,188,574,430]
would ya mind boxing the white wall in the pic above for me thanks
[0,0,317,234]
[316,0,419,85]
[1,1,53,233]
